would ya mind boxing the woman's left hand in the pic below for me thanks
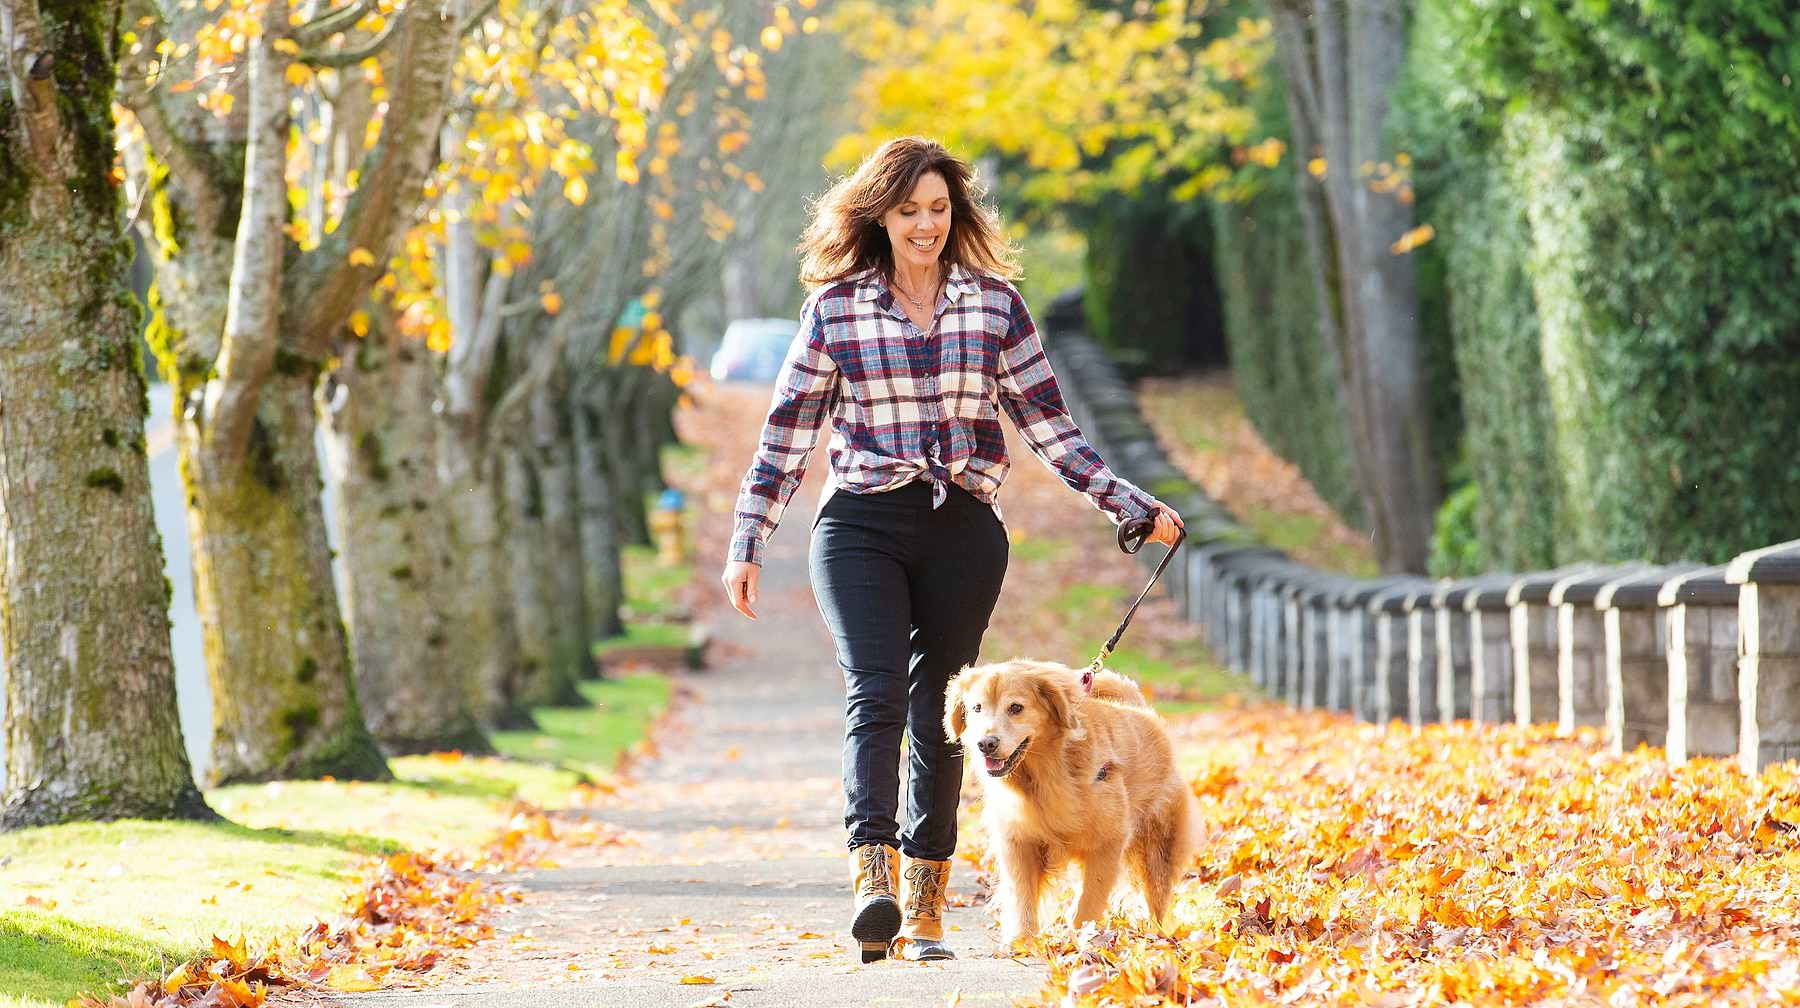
[1146,499,1185,547]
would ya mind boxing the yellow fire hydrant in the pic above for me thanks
[651,488,686,566]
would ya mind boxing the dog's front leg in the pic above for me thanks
[1067,845,1126,930]
[997,838,1047,946]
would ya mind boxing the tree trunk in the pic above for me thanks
[531,381,594,681]
[572,394,627,642]
[602,371,652,548]
[1344,0,1438,573]
[181,364,391,783]
[440,424,532,729]
[1270,0,1441,573]
[502,439,583,708]
[323,318,490,755]
[631,369,674,497]
[0,0,213,826]
[123,0,458,782]
[133,57,390,785]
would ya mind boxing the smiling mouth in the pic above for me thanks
[908,237,937,251]
[984,737,1030,777]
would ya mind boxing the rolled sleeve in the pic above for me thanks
[994,284,1155,526]
[727,298,839,566]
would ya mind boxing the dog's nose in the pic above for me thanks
[977,736,999,756]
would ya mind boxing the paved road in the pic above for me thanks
[316,470,1046,1008]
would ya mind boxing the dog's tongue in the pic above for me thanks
[984,755,1004,773]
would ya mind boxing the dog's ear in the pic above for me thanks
[1035,669,1081,737]
[944,668,972,744]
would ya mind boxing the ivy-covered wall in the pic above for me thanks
[1405,0,1800,566]
[1211,162,1367,530]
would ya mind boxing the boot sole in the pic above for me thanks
[852,895,901,959]
[897,938,956,962]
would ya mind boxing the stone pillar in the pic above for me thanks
[1202,547,1277,677]
[1433,578,1509,723]
[1223,569,1250,677]
[1465,580,1517,724]
[1728,540,1800,773]
[1294,577,1341,710]
[1507,566,1598,726]
[1550,565,1646,737]
[1281,578,1304,707]
[1658,566,1739,765]
[1245,572,1267,690]
[1325,596,1347,712]
[1320,578,1367,713]
[1595,564,1702,755]
[1370,583,1422,724]
[1403,583,1442,726]
[1340,580,1403,722]
[1251,564,1292,697]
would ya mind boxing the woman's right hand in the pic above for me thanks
[721,560,761,620]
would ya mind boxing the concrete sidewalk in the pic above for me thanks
[324,474,1045,1008]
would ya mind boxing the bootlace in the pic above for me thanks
[858,845,893,897]
[903,861,945,921]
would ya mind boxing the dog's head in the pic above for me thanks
[944,659,1083,779]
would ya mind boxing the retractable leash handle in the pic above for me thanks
[1082,515,1188,693]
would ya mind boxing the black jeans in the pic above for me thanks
[808,478,1009,861]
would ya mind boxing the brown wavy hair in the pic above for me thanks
[797,136,1021,289]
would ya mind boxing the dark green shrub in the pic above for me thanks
[1079,191,1226,378]
[1428,474,1483,578]
[1401,0,1800,565]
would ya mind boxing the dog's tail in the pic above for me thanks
[1084,669,1150,708]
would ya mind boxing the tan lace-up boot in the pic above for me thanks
[850,843,901,962]
[895,855,955,961]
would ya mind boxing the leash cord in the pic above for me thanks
[1082,521,1187,692]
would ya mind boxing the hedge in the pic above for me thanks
[1405,0,1800,564]
[1211,148,1367,529]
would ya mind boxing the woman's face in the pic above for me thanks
[879,171,952,273]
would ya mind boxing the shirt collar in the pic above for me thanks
[852,262,980,304]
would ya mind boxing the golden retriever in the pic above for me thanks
[945,658,1197,946]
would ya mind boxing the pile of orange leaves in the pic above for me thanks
[74,802,625,1008]
[1001,706,1800,1007]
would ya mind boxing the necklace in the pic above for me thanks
[894,272,941,312]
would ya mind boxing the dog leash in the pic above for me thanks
[1081,515,1187,694]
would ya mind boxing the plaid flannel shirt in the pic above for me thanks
[727,262,1155,565]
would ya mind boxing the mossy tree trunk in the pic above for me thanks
[572,392,627,643]
[0,0,213,828]
[123,0,458,782]
[501,436,583,708]
[601,370,653,549]
[441,428,530,728]
[323,313,490,755]
[529,381,593,685]
[437,168,532,729]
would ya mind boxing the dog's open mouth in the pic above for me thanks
[984,737,1030,777]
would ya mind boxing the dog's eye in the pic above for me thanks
[971,703,981,713]
[1008,703,1024,715]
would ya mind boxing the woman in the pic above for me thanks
[719,137,1183,963]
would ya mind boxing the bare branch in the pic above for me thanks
[203,0,291,468]
[458,0,498,38]
[293,0,373,48]
[286,0,458,354]
[2,0,70,181]
[300,15,398,68]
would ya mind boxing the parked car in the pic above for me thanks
[709,318,800,384]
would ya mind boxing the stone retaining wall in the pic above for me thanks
[1042,300,1800,772]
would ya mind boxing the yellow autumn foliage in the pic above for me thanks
[830,0,1275,206]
